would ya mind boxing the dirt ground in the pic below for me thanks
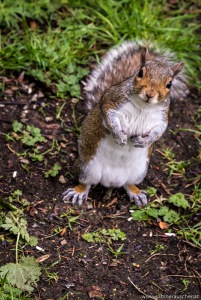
[0,74,200,300]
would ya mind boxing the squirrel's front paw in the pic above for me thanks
[131,134,151,148]
[113,131,127,146]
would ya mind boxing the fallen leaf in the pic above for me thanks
[60,227,67,236]
[159,222,169,229]
[18,71,25,84]
[36,254,50,263]
[59,175,66,184]
[29,207,38,216]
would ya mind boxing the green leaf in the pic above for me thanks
[131,210,148,221]
[163,210,179,223]
[44,163,61,178]
[169,193,189,209]
[0,256,41,292]
[147,208,158,218]
[12,120,23,132]
[82,232,96,243]
[29,236,38,247]
[146,187,157,197]
[67,74,77,85]
[158,206,169,216]
[1,213,30,243]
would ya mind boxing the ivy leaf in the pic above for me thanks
[169,193,189,209]
[0,256,41,292]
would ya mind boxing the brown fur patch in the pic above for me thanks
[127,185,141,194]
[79,104,106,163]
[74,183,88,193]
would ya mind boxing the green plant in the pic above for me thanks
[150,242,166,255]
[12,121,46,146]
[82,228,126,244]
[60,213,80,231]
[181,279,190,291]
[131,193,189,224]
[5,121,61,163]
[0,0,200,102]
[177,222,201,247]
[45,163,61,178]
[44,268,59,284]
[108,243,125,259]
[0,276,30,300]
[159,147,190,177]
[82,228,126,259]
[0,211,40,292]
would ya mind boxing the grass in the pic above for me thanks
[0,0,200,99]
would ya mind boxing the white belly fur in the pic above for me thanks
[80,99,165,188]
[82,136,149,187]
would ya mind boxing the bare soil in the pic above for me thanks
[0,75,200,300]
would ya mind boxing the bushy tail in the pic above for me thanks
[82,41,189,110]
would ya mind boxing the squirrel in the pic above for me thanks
[63,41,188,207]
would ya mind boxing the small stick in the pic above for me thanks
[128,277,157,300]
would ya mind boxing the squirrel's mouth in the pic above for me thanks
[138,93,158,104]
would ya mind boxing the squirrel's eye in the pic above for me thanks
[138,69,143,78]
[166,81,172,89]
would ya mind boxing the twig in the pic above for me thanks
[128,277,157,300]
[182,239,201,250]
[6,144,17,154]
[145,253,174,263]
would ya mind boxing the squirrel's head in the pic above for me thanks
[133,47,184,104]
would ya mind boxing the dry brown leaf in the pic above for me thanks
[159,221,169,229]
[29,207,38,216]
[36,254,50,263]
[17,71,25,84]
[60,227,67,236]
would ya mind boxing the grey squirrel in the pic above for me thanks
[63,41,188,206]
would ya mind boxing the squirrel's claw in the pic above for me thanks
[131,191,148,207]
[113,131,127,146]
[62,184,90,206]
[131,134,152,148]
[124,185,148,207]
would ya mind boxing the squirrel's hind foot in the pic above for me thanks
[63,183,90,206]
[124,184,148,207]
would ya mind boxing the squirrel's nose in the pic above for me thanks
[146,89,155,99]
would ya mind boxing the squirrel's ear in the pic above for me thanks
[171,62,184,76]
[140,47,150,65]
